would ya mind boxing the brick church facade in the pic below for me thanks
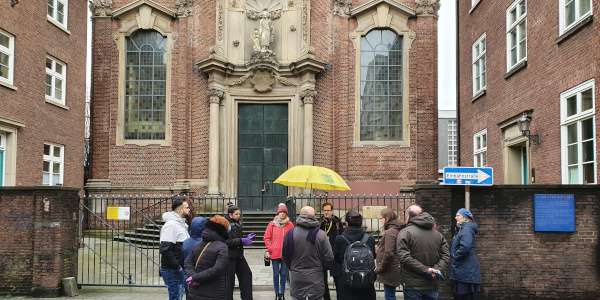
[88,0,439,206]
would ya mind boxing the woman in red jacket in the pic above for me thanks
[264,203,295,300]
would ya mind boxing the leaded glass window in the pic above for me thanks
[125,30,167,140]
[360,29,403,141]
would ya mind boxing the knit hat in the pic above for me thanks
[457,208,474,220]
[276,203,288,215]
[209,215,230,230]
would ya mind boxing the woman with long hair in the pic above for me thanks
[375,208,404,300]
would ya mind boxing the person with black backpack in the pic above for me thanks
[332,209,376,300]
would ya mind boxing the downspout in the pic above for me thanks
[455,0,461,167]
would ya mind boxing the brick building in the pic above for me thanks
[88,0,440,210]
[0,0,87,187]
[458,0,599,184]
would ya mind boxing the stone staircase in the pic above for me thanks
[113,212,275,249]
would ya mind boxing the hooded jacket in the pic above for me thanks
[450,221,481,284]
[225,215,244,259]
[184,220,229,300]
[396,212,450,290]
[375,219,404,287]
[160,211,190,269]
[264,216,294,260]
[182,217,208,264]
[282,215,334,300]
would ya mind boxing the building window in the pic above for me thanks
[359,29,403,142]
[43,143,64,186]
[561,80,595,184]
[124,30,167,140]
[506,0,527,70]
[474,129,487,167]
[559,0,593,34]
[0,133,5,186]
[0,30,15,86]
[448,120,458,166]
[45,56,67,105]
[47,0,68,28]
[472,34,486,96]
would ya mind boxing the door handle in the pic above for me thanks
[261,181,271,193]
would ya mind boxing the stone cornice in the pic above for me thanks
[196,54,327,77]
[350,0,416,17]
[112,0,176,19]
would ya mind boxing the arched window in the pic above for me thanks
[360,29,403,141]
[124,30,167,140]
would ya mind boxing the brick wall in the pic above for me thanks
[0,187,80,296]
[416,185,600,300]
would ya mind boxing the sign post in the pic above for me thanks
[443,167,494,209]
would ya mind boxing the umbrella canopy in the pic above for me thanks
[273,165,351,191]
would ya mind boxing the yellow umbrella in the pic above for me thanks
[273,165,351,191]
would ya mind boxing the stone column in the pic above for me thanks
[301,89,316,166]
[208,88,224,194]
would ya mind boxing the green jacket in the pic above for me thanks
[396,212,450,290]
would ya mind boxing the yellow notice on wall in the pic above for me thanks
[107,207,131,220]
[362,206,388,219]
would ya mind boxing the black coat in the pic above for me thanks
[332,226,376,300]
[320,215,343,248]
[185,221,229,300]
[225,215,244,259]
[450,221,481,284]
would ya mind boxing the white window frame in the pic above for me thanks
[0,133,5,186]
[506,0,527,71]
[472,34,486,96]
[448,120,458,166]
[43,143,64,186]
[560,80,596,184]
[45,56,67,105]
[0,29,15,86]
[473,129,487,167]
[559,0,593,35]
[47,0,68,29]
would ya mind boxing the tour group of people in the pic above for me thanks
[159,196,481,300]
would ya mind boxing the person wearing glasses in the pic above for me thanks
[319,202,343,300]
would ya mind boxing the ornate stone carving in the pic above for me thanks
[246,2,282,63]
[273,73,297,86]
[229,73,253,86]
[208,88,224,104]
[250,70,276,93]
[415,0,440,16]
[217,2,224,41]
[302,1,309,44]
[333,0,352,16]
[91,0,112,17]
[175,0,193,17]
[301,89,316,104]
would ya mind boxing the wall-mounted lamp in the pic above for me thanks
[518,112,541,145]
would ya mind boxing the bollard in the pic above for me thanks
[61,277,79,297]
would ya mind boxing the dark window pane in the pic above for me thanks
[582,118,593,140]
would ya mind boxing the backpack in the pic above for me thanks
[341,233,376,288]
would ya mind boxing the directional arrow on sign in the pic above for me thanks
[477,169,490,183]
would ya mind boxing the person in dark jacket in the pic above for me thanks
[319,202,343,300]
[450,208,481,300]
[332,209,376,300]
[184,215,230,300]
[397,205,450,300]
[375,208,404,300]
[224,205,255,300]
[282,206,334,300]
[159,196,191,300]
[183,216,208,266]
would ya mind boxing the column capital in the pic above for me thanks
[301,89,316,105]
[208,88,224,104]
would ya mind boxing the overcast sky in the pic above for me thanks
[437,0,457,112]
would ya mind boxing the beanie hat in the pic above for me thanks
[209,215,230,230]
[457,208,474,220]
[276,203,288,215]
[345,209,363,226]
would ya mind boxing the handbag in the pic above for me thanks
[195,242,213,269]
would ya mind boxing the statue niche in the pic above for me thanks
[246,0,282,65]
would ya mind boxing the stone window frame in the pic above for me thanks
[47,0,69,32]
[560,79,596,184]
[506,0,527,72]
[0,29,15,87]
[45,56,67,106]
[350,2,415,147]
[114,5,174,146]
[43,142,64,186]
[0,132,5,186]
[472,33,486,97]
[473,129,487,167]
[0,118,22,187]
[558,0,593,35]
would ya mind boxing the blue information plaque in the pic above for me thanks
[534,194,575,232]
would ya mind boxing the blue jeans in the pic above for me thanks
[384,285,397,300]
[403,288,439,300]
[272,259,288,294]
[160,267,185,300]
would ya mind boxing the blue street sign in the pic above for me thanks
[443,167,493,186]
